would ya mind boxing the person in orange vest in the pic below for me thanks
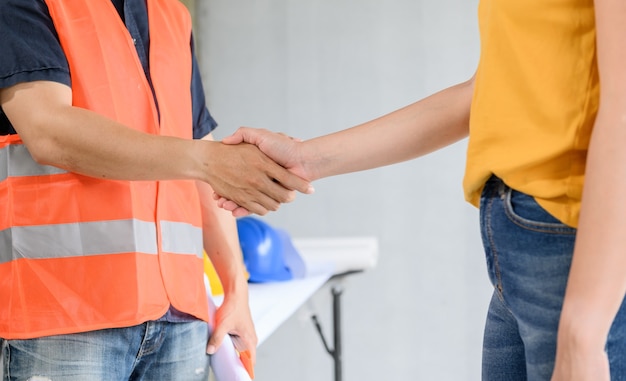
[215,1,626,380]
[0,1,311,379]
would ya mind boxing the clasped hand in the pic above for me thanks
[214,128,314,216]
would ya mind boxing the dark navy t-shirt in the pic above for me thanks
[0,0,217,138]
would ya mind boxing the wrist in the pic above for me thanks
[220,271,250,299]
[558,304,609,351]
[299,140,322,181]
[187,139,219,183]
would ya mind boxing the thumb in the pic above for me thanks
[222,127,272,146]
[221,134,243,145]
[206,324,227,355]
[221,127,251,145]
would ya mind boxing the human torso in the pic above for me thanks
[0,0,212,338]
[464,0,598,227]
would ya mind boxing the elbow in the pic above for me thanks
[1,81,75,168]
[20,122,67,168]
[28,143,61,167]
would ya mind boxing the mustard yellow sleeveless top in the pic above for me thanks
[464,0,598,227]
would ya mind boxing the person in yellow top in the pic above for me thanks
[215,0,626,379]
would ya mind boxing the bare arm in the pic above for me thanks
[224,76,473,182]
[196,173,257,365]
[218,76,474,215]
[553,0,626,379]
[298,76,474,180]
[0,80,312,214]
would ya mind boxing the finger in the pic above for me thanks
[220,128,246,145]
[221,184,278,215]
[268,169,314,195]
[231,207,251,217]
[206,324,227,355]
[213,196,240,211]
[232,173,294,211]
[216,198,251,216]
[221,127,267,145]
[258,181,298,204]
[231,334,257,367]
[235,192,280,215]
[220,199,240,212]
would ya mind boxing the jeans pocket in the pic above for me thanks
[503,188,576,234]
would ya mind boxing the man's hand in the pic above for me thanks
[216,128,316,216]
[222,127,316,181]
[202,139,312,215]
[206,293,258,367]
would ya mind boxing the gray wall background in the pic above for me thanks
[193,1,490,380]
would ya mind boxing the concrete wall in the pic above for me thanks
[193,1,491,380]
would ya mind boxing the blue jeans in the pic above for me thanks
[1,320,211,381]
[480,176,626,380]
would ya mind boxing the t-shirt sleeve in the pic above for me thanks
[0,0,71,90]
[1,2,215,140]
[190,34,218,140]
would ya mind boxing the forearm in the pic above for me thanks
[2,80,214,183]
[557,0,626,353]
[198,180,257,357]
[3,81,311,215]
[37,107,215,181]
[302,76,474,180]
[559,110,626,348]
[197,180,249,297]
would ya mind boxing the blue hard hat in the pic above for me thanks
[236,217,306,283]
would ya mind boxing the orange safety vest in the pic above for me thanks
[0,0,209,339]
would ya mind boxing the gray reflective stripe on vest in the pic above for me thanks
[0,219,157,265]
[0,144,68,181]
[0,220,203,265]
[0,229,12,265]
[160,221,203,259]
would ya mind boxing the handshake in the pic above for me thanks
[210,101,415,215]
[211,127,320,217]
